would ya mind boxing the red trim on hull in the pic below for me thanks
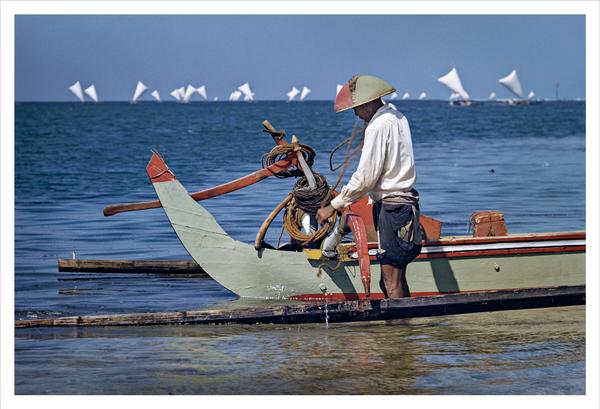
[416,245,586,260]
[346,245,586,263]
[420,232,586,247]
[290,289,503,302]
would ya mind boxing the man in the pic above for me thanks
[316,75,422,298]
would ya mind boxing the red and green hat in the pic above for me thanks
[334,75,396,113]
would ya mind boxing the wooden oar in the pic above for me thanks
[103,155,296,216]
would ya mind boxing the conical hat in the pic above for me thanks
[334,75,395,113]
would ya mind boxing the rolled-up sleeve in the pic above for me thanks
[330,123,387,210]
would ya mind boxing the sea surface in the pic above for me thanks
[14,100,586,394]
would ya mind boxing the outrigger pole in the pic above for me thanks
[103,120,297,217]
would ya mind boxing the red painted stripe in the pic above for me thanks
[422,232,585,247]
[348,245,586,263]
[290,289,503,302]
[360,232,585,251]
[416,245,586,260]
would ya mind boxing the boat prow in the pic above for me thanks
[147,153,585,301]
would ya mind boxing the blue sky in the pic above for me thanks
[15,15,585,101]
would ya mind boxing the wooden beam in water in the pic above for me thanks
[58,259,208,277]
[15,286,584,328]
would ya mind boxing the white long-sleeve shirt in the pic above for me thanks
[330,103,417,210]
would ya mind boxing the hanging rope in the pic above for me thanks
[328,120,365,191]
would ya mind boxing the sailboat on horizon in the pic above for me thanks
[238,82,255,102]
[498,69,535,105]
[299,86,311,101]
[437,67,471,106]
[68,81,85,103]
[131,81,148,104]
[286,87,300,102]
[84,84,99,103]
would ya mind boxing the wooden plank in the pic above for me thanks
[15,285,585,328]
[58,259,208,277]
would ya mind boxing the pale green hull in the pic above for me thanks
[153,179,585,300]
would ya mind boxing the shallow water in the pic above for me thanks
[14,100,585,394]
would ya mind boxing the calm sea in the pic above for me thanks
[14,100,585,394]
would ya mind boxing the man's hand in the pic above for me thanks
[316,205,336,225]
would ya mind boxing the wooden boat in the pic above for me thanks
[145,152,585,301]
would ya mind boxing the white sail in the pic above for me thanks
[449,93,459,101]
[196,85,207,100]
[213,97,219,101]
[177,87,186,100]
[132,81,148,103]
[527,91,536,100]
[437,67,470,101]
[498,69,524,99]
[489,92,497,100]
[237,82,255,101]
[68,81,84,102]
[84,84,98,102]
[183,84,196,103]
[151,90,161,102]
[229,90,242,101]
[389,92,398,100]
[418,92,427,100]
[287,87,300,101]
[170,89,182,102]
[299,86,312,101]
[336,84,343,96]
[401,92,410,100]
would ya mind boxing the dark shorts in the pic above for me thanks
[373,201,422,269]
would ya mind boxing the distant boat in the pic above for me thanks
[84,84,98,103]
[170,89,182,102]
[68,81,85,103]
[437,67,471,106]
[418,92,427,100]
[229,90,242,101]
[238,82,255,101]
[151,90,161,102]
[132,81,148,104]
[336,84,343,97]
[527,91,536,100]
[489,92,497,100]
[498,69,523,99]
[401,92,410,100]
[177,87,186,101]
[389,92,398,100]
[183,84,197,104]
[299,86,311,101]
[287,87,300,101]
[498,69,532,105]
[196,85,208,100]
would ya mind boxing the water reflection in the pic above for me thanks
[15,306,584,394]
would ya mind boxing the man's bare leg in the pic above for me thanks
[381,264,410,298]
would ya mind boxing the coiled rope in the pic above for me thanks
[283,174,335,245]
[262,143,316,178]
[258,122,364,247]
